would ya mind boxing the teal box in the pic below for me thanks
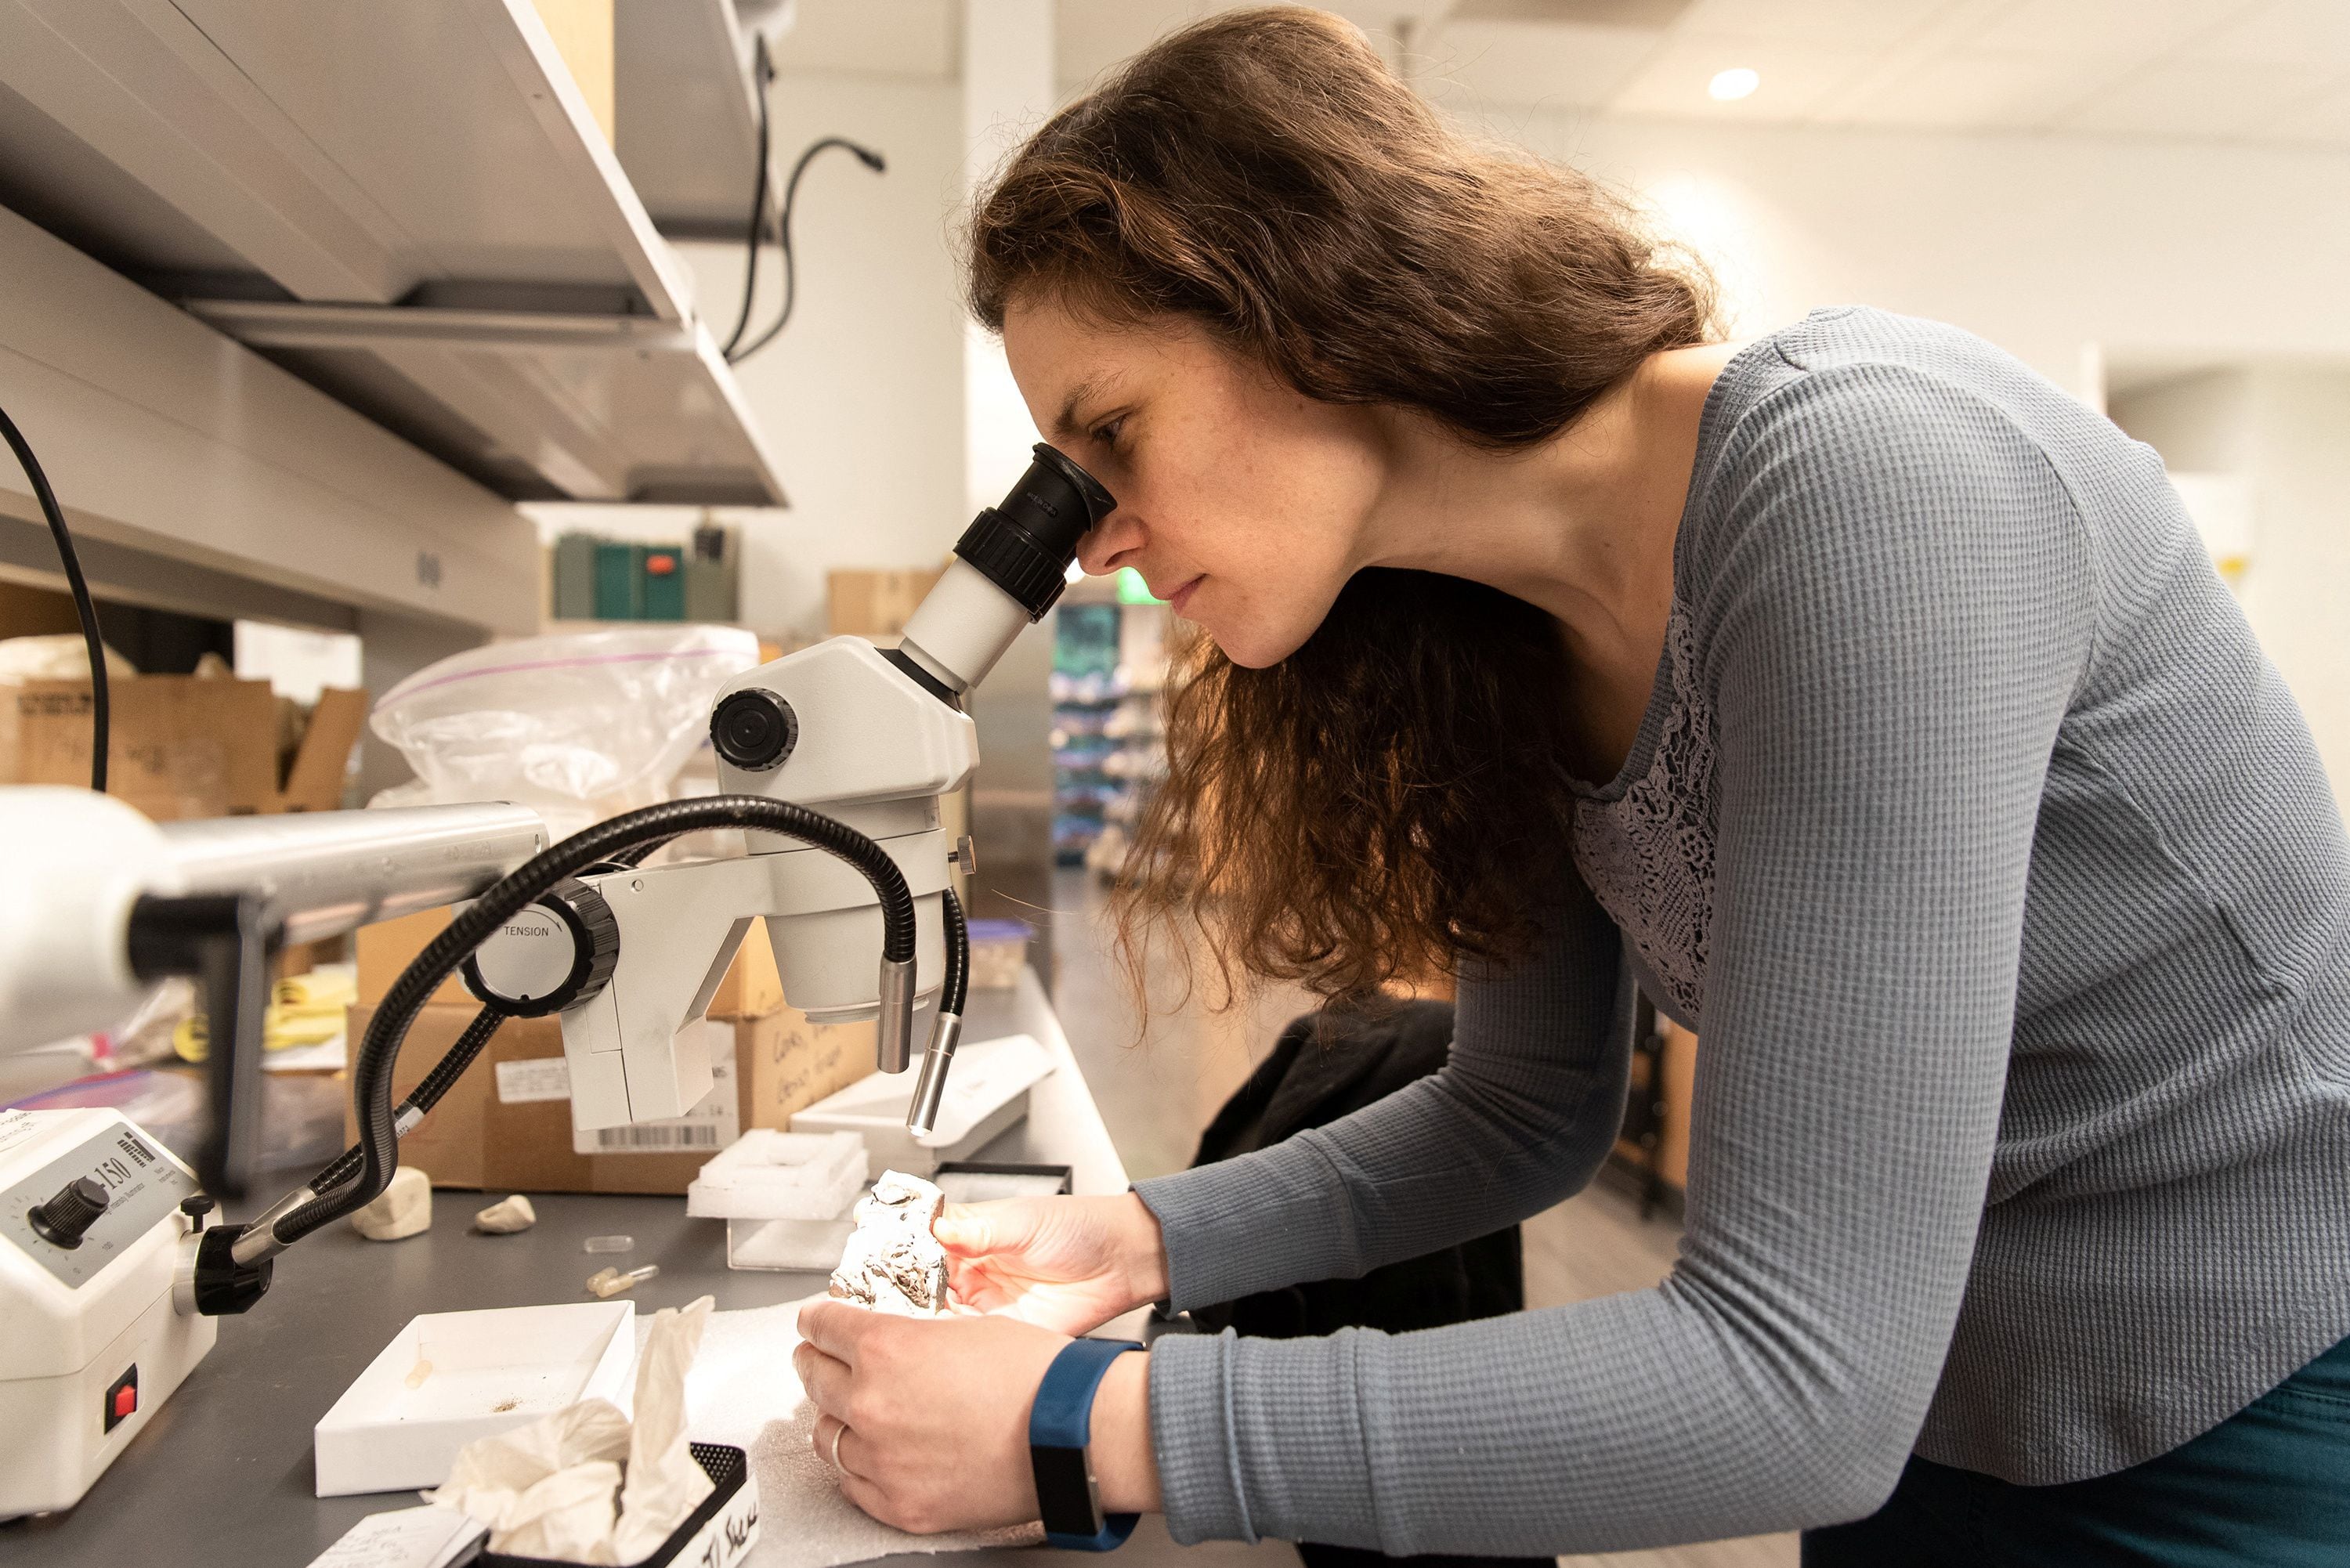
[641,545,687,621]
[593,544,644,620]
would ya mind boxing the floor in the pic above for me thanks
[1040,869,1799,1568]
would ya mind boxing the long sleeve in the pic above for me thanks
[1131,880,1632,1312]
[1139,362,2097,1554]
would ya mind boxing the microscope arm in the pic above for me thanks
[474,445,1118,1140]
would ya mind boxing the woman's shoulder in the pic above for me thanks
[1686,308,2089,549]
[1704,305,2084,464]
[1687,308,2172,608]
[1675,307,2113,659]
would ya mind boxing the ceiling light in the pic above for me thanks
[1708,67,1759,102]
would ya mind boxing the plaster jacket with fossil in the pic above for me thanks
[828,1170,949,1316]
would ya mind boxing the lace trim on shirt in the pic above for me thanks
[1571,603,1718,1025]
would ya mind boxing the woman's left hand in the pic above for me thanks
[792,1302,1076,1534]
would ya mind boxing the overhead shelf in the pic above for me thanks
[613,0,768,240]
[0,201,540,637]
[188,302,779,505]
[0,0,784,508]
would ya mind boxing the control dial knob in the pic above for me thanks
[461,877,620,1018]
[711,688,797,772]
[29,1176,108,1249]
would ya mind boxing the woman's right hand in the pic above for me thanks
[934,1191,1170,1336]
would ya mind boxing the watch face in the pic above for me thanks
[1032,1445,1104,1537]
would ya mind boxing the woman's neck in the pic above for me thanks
[1361,341,1740,772]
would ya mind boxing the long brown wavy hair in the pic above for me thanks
[967,8,1716,1006]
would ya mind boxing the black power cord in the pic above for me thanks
[269,794,921,1246]
[727,133,886,367]
[0,400,108,791]
[721,34,776,360]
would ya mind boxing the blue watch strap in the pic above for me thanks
[1029,1336,1144,1550]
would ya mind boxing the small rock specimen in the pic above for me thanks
[350,1165,432,1241]
[474,1194,537,1234]
[828,1170,949,1316]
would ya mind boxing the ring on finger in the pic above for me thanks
[828,1420,848,1476]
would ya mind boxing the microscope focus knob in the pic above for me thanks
[461,878,620,1018]
[29,1176,109,1248]
[711,688,797,772]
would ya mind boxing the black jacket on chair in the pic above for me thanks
[1187,999,1545,1568]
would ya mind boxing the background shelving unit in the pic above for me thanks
[1050,574,1168,871]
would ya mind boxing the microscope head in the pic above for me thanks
[517,447,1116,1133]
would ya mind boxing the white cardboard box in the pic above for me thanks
[313,1302,637,1497]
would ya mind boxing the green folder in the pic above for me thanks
[593,543,644,620]
[640,546,687,621]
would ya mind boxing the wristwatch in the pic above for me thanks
[1029,1336,1145,1550]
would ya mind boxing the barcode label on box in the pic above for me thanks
[584,1122,723,1151]
[496,1058,572,1104]
[571,1022,738,1155]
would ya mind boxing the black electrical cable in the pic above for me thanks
[726,135,886,367]
[940,885,968,1017]
[302,1004,507,1199]
[720,34,776,359]
[0,401,107,792]
[272,795,916,1245]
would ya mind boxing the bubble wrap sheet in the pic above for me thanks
[643,1297,1041,1568]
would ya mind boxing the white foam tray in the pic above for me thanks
[788,1032,1054,1175]
[685,1129,866,1221]
[313,1301,637,1497]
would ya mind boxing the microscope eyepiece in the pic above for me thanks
[951,443,1116,622]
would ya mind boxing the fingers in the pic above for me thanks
[797,1299,872,1362]
[931,1200,998,1255]
[812,1413,866,1481]
[834,1466,898,1527]
[943,1256,1011,1310]
[794,1340,851,1418]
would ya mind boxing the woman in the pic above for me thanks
[790,11,2350,1562]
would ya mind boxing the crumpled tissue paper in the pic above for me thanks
[428,1296,716,1564]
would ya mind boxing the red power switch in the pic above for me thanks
[104,1366,138,1433]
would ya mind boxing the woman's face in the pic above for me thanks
[1002,295,1386,668]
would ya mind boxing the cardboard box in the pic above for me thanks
[0,677,367,819]
[356,905,785,1017]
[827,568,943,640]
[346,999,876,1194]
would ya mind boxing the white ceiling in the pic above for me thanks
[767,0,2350,150]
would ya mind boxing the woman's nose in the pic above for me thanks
[1076,508,1144,576]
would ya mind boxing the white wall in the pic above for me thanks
[1472,108,2350,395]
[2112,366,2350,792]
[533,69,969,643]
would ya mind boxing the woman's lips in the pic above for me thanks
[1166,576,1202,615]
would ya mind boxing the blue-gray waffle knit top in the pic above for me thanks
[1132,306,2350,1555]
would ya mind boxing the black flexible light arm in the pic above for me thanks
[249,795,918,1254]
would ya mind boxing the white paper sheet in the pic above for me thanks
[663,1296,1043,1568]
[305,1505,486,1568]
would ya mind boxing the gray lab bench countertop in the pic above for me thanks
[2,975,1290,1568]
